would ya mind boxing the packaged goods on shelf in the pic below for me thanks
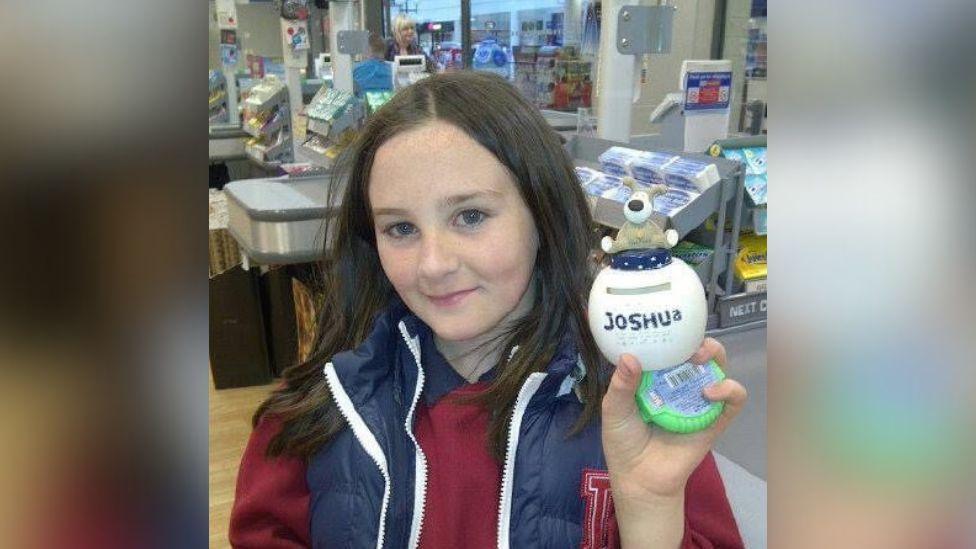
[631,152,679,185]
[583,172,625,200]
[722,146,767,205]
[303,134,329,154]
[671,240,714,267]
[745,173,767,205]
[653,187,696,216]
[734,232,767,282]
[574,166,602,187]
[364,91,395,114]
[209,71,229,124]
[598,146,677,183]
[743,278,767,293]
[662,157,721,193]
[305,86,362,142]
[598,146,719,193]
[306,88,354,122]
[743,147,766,174]
[209,107,228,125]
[721,145,766,174]
[601,184,633,203]
[240,76,292,165]
[598,146,641,177]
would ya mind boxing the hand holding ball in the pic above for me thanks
[589,178,724,433]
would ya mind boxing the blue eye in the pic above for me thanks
[456,209,487,228]
[385,222,417,238]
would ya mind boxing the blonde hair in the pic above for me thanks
[392,13,416,45]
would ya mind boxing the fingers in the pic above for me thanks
[689,337,727,369]
[601,354,642,425]
[703,379,748,433]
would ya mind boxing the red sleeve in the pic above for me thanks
[229,415,311,548]
[680,452,745,549]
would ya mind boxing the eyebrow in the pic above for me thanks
[372,189,504,217]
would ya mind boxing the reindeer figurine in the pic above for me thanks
[600,177,679,254]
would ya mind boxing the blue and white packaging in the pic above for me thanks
[662,158,720,193]
[745,173,767,205]
[631,152,678,185]
[653,188,696,216]
[598,146,679,185]
[574,166,602,187]
[742,148,766,175]
[601,184,633,203]
[583,173,624,199]
[663,158,719,192]
[597,146,639,177]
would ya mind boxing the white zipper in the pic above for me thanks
[497,372,548,549]
[397,321,429,549]
[323,363,391,549]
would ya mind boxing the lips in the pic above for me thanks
[425,288,477,307]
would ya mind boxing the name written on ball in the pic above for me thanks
[602,310,682,331]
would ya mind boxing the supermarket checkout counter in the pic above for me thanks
[210,123,274,187]
[209,123,248,162]
[223,174,335,265]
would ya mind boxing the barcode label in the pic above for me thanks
[664,364,698,389]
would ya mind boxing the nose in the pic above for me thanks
[627,200,644,212]
[418,230,460,281]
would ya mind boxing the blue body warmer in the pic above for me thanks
[306,303,608,548]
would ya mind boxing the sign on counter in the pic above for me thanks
[718,291,766,327]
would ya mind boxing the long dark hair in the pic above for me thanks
[255,71,607,461]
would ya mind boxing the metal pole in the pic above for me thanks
[708,168,731,315]
[711,0,727,60]
[461,0,472,69]
[329,1,356,93]
[595,0,635,142]
[725,165,746,297]
[222,67,240,125]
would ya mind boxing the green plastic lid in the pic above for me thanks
[635,360,726,434]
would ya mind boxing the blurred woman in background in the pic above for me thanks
[386,13,437,71]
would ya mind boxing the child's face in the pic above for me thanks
[369,121,539,342]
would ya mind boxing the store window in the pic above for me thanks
[722,0,766,133]
[385,2,463,69]
[471,0,597,112]
[387,0,601,112]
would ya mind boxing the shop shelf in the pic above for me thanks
[209,123,248,162]
[297,142,335,169]
[566,135,742,239]
[246,135,291,167]
[306,118,332,137]
[210,90,227,108]
[243,109,286,139]
[244,80,289,113]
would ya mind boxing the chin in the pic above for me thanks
[424,320,486,342]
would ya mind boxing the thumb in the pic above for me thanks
[601,354,642,426]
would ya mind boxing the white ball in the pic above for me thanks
[588,258,706,371]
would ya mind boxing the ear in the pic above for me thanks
[621,177,638,191]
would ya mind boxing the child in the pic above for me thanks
[229,71,747,548]
[353,33,394,95]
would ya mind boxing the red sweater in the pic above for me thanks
[230,402,742,548]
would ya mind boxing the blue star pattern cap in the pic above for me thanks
[610,248,672,271]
